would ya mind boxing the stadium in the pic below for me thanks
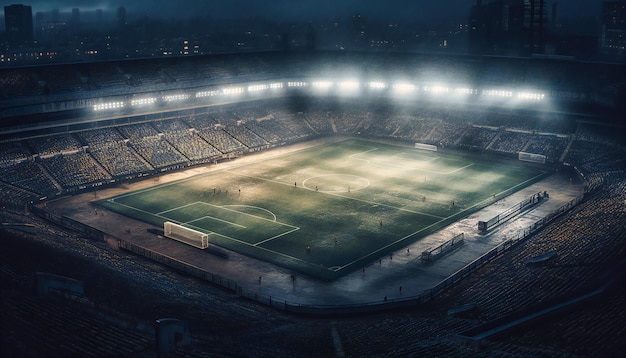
[1,51,625,356]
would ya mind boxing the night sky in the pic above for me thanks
[1,0,606,23]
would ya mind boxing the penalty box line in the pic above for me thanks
[177,221,305,264]
[159,201,300,247]
[158,201,297,228]
[185,215,246,229]
[350,148,474,175]
[226,171,445,219]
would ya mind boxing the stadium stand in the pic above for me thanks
[197,126,247,154]
[0,52,624,356]
[41,153,111,190]
[523,134,570,162]
[155,119,222,162]
[303,110,335,134]
[457,126,499,150]
[118,123,188,169]
[0,181,40,210]
[0,140,32,167]
[28,133,83,157]
[489,130,533,154]
[0,161,60,196]
[224,123,269,149]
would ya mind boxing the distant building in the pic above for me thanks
[601,1,626,57]
[117,7,127,28]
[4,4,34,47]
[71,8,80,35]
[469,0,549,56]
[34,9,68,47]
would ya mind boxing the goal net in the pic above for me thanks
[415,143,437,152]
[163,221,208,249]
[518,152,546,164]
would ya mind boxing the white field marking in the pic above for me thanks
[183,223,251,245]
[220,204,277,221]
[320,190,445,219]
[110,199,306,260]
[185,215,246,229]
[194,202,297,229]
[359,155,474,175]
[334,171,549,271]
[253,227,300,246]
[108,200,173,222]
[391,151,445,168]
[189,202,301,245]
[105,139,417,201]
[348,147,379,157]
[111,198,353,272]
[302,174,370,192]
[106,138,345,201]
[350,148,473,175]
[180,222,303,261]
[187,221,312,265]
[391,151,440,164]
[157,201,204,215]
[335,218,447,271]
[442,163,475,175]
[227,170,445,219]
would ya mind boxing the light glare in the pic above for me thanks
[130,97,156,106]
[93,101,124,111]
[222,87,244,95]
[368,81,387,89]
[162,94,189,102]
[393,82,416,94]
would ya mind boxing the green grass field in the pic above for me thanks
[97,138,548,280]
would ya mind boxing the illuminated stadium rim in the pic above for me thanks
[93,78,546,111]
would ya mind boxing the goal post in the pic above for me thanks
[163,221,208,249]
[415,143,437,152]
[518,151,546,164]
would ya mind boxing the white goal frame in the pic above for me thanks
[518,151,546,164]
[415,143,438,152]
[163,221,209,249]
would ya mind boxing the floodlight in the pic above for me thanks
[454,87,475,95]
[338,80,360,91]
[483,89,513,98]
[368,81,387,89]
[130,97,157,106]
[517,92,545,101]
[248,84,268,92]
[162,94,189,102]
[195,89,220,98]
[222,87,244,96]
[93,101,125,111]
[312,80,333,89]
[392,82,416,94]
[424,85,450,94]
[287,81,307,87]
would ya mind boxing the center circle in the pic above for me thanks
[302,174,370,192]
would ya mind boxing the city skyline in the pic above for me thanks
[0,0,608,22]
[2,1,623,66]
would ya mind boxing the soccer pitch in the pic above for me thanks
[97,139,547,280]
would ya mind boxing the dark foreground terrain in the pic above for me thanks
[1,192,625,357]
